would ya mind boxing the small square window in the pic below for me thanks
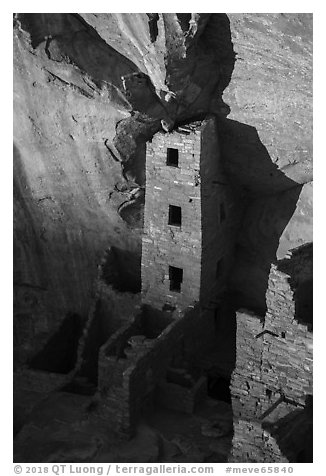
[220,203,226,222]
[169,205,182,227]
[167,148,179,167]
[169,266,183,292]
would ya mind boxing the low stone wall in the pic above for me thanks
[98,304,217,437]
[231,309,312,415]
[127,307,205,431]
[230,310,264,420]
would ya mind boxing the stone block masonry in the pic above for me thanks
[230,244,312,462]
[142,127,202,310]
[98,304,217,437]
[230,420,289,463]
[98,116,241,438]
[142,115,238,310]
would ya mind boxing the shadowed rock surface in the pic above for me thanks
[13,13,312,462]
[14,12,312,363]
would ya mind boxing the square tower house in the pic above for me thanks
[141,116,234,311]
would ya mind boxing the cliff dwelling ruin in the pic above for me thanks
[13,12,313,465]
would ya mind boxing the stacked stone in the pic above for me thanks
[230,420,288,463]
[141,115,240,310]
[232,259,312,417]
[230,309,264,420]
[99,380,132,438]
[265,264,295,327]
[230,250,313,461]
[142,127,202,310]
[262,263,312,406]
[98,304,217,438]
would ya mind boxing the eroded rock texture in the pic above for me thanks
[14,11,312,403]
[13,12,313,463]
[13,12,237,364]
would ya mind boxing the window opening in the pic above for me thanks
[167,148,179,167]
[169,205,182,227]
[169,266,183,292]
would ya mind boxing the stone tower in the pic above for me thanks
[141,115,237,311]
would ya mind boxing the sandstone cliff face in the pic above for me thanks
[13,13,312,363]
[222,13,312,311]
[225,13,312,179]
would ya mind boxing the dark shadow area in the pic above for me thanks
[101,246,141,293]
[198,14,235,95]
[295,280,313,330]
[66,301,113,390]
[262,395,313,462]
[29,313,83,373]
[217,118,303,196]
[118,190,145,228]
[278,243,313,330]
[147,14,159,42]
[102,306,174,360]
[141,305,175,338]
[207,376,231,403]
[213,295,237,377]
[206,300,236,434]
[14,12,312,463]
[216,117,304,315]
[16,13,140,90]
[176,13,192,33]
[192,295,237,461]
[199,116,245,309]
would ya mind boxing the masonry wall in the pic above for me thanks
[263,267,313,405]
[230,308,311,462]
[141,128,202,309]
[142,116,239,310]
[98,304,217,436]
[230,420,289,463]
[200,117,240,306]
[97,316,145,436]
[230,245,313,461]
[128,305,217,432]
